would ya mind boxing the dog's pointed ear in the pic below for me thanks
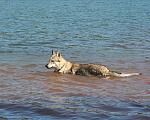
[56,52,61,57]
[52,50,54,55]
[58,52,61,57]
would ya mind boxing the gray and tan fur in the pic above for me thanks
[45,51,141,77]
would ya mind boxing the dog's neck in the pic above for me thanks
[58,57,72,73]
[59,57,66,69]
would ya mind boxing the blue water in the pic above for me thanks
[0,0,150,61]
[0,0,150,120]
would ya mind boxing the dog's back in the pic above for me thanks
[71,63,110,76]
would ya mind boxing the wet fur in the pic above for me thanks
[46,51,141,77]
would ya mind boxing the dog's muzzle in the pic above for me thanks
[45,64,49,69]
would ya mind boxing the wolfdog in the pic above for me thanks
[45,51,141,77]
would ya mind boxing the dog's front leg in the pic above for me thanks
[58,69,65,73]
[58,67,68,74]
[72,70,76,75]
[71,68,78,75]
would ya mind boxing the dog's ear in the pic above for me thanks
[58,52,61,57]
[56,52,61,57]
[52,50,54,55]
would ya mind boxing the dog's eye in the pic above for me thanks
[50,60,60,62]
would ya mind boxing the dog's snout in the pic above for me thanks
[45,64,48,68]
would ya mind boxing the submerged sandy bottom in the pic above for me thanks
[0,62,150,120]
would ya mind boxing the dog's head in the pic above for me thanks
[45,50,64,70]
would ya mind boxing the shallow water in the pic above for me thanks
[0,0,150,120]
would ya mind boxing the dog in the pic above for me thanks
[45,50,141,77]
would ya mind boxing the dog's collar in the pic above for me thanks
[58,63,66,71]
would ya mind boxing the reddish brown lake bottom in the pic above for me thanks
[0,60,149,120]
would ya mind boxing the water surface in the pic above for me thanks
[0,0,150,119]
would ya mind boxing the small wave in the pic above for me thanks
[0,103,73,118]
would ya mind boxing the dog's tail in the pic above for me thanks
[109,71,142,77]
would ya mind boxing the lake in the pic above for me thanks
[0,0,150,119]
